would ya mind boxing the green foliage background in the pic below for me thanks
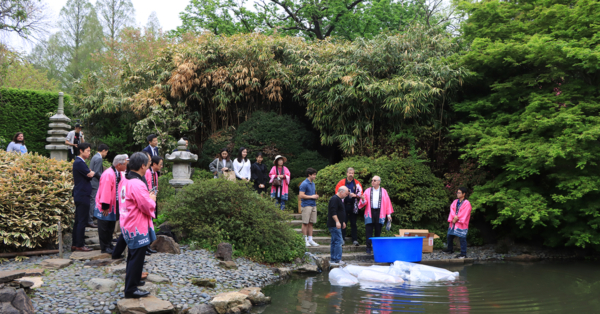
[162,179,305,263]
[0,88,72,156]
[452,0,600,249]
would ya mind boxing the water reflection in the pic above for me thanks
[255,261,600,314]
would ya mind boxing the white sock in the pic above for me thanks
[304,235,308,241]
[308,236,313,241]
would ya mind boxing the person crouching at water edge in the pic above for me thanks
[120,152,157,298]
[328,186,349,266]
[443,187,472,259]
[358,176,393,255]
[94,154,128,254]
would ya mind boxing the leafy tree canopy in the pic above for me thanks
[452,0,600,249]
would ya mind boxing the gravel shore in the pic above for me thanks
[0,247,293,314]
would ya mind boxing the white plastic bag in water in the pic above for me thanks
[357,269,404,285]
[329,268,359,286]
[344,265,371,277]
[391,261,459,282]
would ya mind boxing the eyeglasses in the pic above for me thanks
[372,180,379,182]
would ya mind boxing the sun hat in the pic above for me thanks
[273,155,287,165]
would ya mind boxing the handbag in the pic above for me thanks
[272,166,282,186]
[223,170,236,182]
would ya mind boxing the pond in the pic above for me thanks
[252,261,600,313]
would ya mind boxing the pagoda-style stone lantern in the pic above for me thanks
[165,138,198,189]
[45,92,71,161]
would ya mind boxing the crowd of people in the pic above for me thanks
[5,128,473,288]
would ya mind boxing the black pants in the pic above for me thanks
[112,234,127,259]
[125,245,147,295]
[97,219,116,252]
[365,208,382,249]
[341,205,358,242]
[72,199,90,247]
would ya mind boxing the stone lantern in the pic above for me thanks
[45,92,71,161]
[165,138,198,189]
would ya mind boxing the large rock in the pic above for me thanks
[22,269,44,276]
[156,222,179,243]
[0,288,34,314]
[192,278,216,288]
[40,258,72,270]
[150,235,180,254]
[107,264,127,274]
[238,287,271,305]
[70,250,111,261]
[146,274,170,283]
[121,282,158,296]
[271,267,291,277]
[15,277,43,289]
[117,295,174,314]
[210,292,252,314]
[0,270,26,284]
[215,243,233,261]
[87,278,117,292]
[218,261,237,270]
[294,265,320,274]
[188,304,218,314]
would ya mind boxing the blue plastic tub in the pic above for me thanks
[371,237,424,263]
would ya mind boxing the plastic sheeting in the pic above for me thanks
[329,261,459,287]
[329,268,359,286]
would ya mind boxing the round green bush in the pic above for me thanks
[315,155,450,226]
[162,179,305,263]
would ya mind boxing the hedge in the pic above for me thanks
[0,88,72,156]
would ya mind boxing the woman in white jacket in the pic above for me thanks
[233,147,252,182]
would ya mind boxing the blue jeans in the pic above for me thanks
[329,227,343,262]
[447,234,467,256]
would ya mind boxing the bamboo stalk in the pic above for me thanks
[58,220,64,259]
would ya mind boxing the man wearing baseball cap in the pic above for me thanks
[66,123,85,161]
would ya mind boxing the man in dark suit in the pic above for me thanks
[142,134,159,157]
[72,142,95,252]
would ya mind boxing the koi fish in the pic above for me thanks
[325,292,338,299]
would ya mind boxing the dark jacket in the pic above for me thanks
[73,157,93,202]
[143,145,159,157]
[251,162,269,189]
[327,195,346,228]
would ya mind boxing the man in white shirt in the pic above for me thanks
[66,124,85,161]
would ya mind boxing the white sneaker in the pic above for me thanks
[329,262,340,267]
[308,240,320,247]
[305,240,311,247]
[338,261,346,265]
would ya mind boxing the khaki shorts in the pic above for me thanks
[301,206,317,224]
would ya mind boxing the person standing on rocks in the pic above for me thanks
[443,187,472,259]
[94,154,128,254]
[72,142,95,252]
[269,155,290,210]
[250,152,269,194]
[334,168,363,246]
[358,176,393,255]
[300,168,320,247]
[120,152,157,298]
[328,186,348,266]
[88,144,109,228]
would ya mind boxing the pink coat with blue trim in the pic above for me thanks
[93,168,123,221]
[358,187,394,224]
[119,175,156,249]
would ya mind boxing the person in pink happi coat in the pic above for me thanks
[119,152,157,299]
[94,154,128,254]
[443,187,472,259]
[358,176,394,255]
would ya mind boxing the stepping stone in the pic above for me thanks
[40,258,72,270]
[188,304,218,314]
[87,278,117,292]
[210,292,251,314]
[70,250,110,261]
[238,287,271,305]
[83,259,118,267]
[15,277,43,289]
[22,269,44,276]
[271,267,291,277]
[294,265,320,274]
[218,261,237,270]
[117,295,174,314]
[145,274,170,283]
[106,264,127,274]
[0,270,26,283]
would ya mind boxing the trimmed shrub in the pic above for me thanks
[0,151,74,252]
[162,179,305,263]
[0,88,72,156]
[315,155,449,226]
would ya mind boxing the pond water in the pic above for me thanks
[252,261,600,313]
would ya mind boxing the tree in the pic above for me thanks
[174,0,424,40]
[0,46,59,91]
[96,0,135,43]
[145,11,161,34]
[57,0,104,89]
[27,33,67,88]
[452,0,600,249]
[0,0,50,40]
